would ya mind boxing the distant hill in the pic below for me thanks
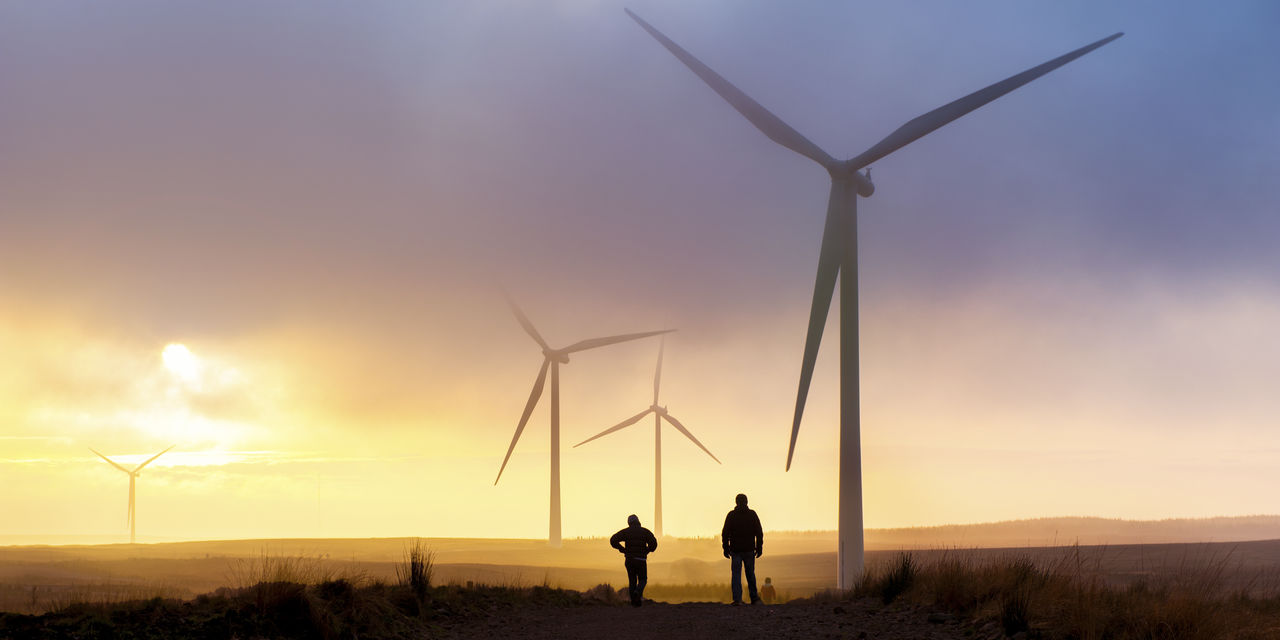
[864,515,1280,549]
[6,515,1280,553]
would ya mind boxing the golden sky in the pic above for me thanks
[3,1,1280,542]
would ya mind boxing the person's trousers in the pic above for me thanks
[624,556,648,606]
[730,552,758,603]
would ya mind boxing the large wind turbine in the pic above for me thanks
[90,445,175,544]
[495,299,672,547]
[625,9,1121,588]
[574,337,719,537]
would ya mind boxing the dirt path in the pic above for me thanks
[438,598,973,640]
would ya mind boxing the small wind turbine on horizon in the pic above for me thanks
[90,445,176,544]
[495,298,673,547]
[625,8,1122,588]
[574,336,719,538]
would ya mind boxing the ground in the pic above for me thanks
[439,598,972,640]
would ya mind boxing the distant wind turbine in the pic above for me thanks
[90,445,176,544]
[574,337,719,538]
[495,298,673,547]
[625,8,1122,588]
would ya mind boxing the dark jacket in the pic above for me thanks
[610,524,658,559]
[722,505,763,554]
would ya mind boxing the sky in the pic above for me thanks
[2,0,1279,542]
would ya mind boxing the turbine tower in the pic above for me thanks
[625,9,1121,588]
[90,445,175,544]
[495,298,672,547]
[574,337,720,537]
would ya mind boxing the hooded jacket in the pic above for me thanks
[610,524,658,559]
[721,505,763,554]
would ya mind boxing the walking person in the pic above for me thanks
[722,493,763,605]
[610,514,658,607]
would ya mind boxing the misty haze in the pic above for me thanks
[3,1,1279,638]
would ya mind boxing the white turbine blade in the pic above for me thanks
[506,296,550,351]
[90,448,131,474]
[574,409,653,448]
[849,32,1123,170]
[787,195,844,471]
[625,9,837,169]
[495,358,551,485]
[653,337,665,405]
[661,413,721,464]
[562,329,674,354]
[133,444,176,473]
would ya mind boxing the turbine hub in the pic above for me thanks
[829,160,875,197]
[543,349,570,364]
[652,405,667,416]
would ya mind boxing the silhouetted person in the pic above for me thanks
[760,576,777,604]
[610,514,658,607]
[722,493,763,605]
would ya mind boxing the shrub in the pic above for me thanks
[582,583,624,604]
[856,552,917,604]
[395,539,435,603]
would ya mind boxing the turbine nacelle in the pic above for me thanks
[650,404,668,416]
[542,348,570,364]
[829,161,875,197]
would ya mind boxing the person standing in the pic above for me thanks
[760,577,777,604]
[610,514,658,607]
[721,493,763,605]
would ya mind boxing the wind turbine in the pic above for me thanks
[495,298,673,547]
[625,9,1122,588]
[574,337,719,537]
[90,445,176,544]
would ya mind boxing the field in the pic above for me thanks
[5,526,1280,615]
[6,528,1280,638]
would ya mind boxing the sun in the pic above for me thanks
[162,343,201,383]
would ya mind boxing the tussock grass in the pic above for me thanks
[226,550,368,588]
[857,551,917,603]
[394,538,434,602]
[852,547,1280,639]
[0,544,613,638]
[0,580,191,615]
[10,544,1280,638]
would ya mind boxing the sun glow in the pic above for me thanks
[162,343,201,385]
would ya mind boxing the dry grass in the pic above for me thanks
[226,550,371,590]
[10,543,1280,637]
[394,538,434,602]
[852,547,1280,639]
[0,581,190,615]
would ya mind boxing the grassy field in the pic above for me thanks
[5,544,1280,638]
[853,548,1280,639]
[5,532,1280,616]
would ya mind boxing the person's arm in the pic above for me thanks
[721,512,732,558]
[753,512,764,558]
[647,529,658,554]
[610,530,625,553]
